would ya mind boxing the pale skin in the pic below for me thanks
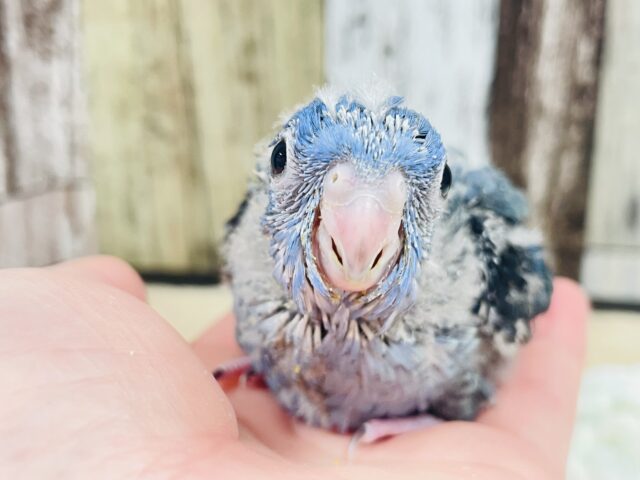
[0,256,588,479]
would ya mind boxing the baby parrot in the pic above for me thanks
[221,84,552,442]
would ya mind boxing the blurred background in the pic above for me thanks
[0,0,638,478]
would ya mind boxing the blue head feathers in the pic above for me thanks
[262,90,447,322]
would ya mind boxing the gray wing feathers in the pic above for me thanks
[447,165,553,349]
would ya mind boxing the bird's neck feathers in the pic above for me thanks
[264,196,431,329]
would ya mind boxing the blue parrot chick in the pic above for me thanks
[223,84,552,439]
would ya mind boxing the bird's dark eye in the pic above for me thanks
[271,139,287,175]
[440,163,452,198]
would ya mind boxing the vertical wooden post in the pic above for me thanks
[0,0,94,267]
[489,0,606,279]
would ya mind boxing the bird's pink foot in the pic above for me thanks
[212,356,265,389]
[348,415,443,458]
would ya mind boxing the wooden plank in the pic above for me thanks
[585,0,640,249]
[582,0,640,302]
[0,0,93,267]
[84,0,190,273]
[85,0,211,273]
[84,0,323,274]
[489,0,606,279]
[325,0,500,168]
[0,0,85,194]
[0,184,95,267]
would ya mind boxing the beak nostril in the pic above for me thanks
[371,248,384,270]
[331,237,343,266]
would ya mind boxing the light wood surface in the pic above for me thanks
[84,0,324,274]
[583,0,640,302]
[0,0,94,267]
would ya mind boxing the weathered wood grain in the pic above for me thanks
[489,0,605,279]
[0,0,93,267]
[84,0,323,274]
[84,0,210,273]
[325,0,500,168]
[583,0,640,301]
[0,185,94,267]
[1,0,85,193]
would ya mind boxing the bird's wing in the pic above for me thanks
[445,165,553,353]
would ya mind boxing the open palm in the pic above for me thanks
[0,257,587,479]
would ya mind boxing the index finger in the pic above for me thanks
[47,255,146,301]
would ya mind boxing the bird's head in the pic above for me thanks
[261,90,449,319]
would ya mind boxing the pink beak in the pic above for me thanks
[316,163,407,292]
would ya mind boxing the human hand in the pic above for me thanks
[0,256,588,479]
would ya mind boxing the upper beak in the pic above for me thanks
[316,163,407,292]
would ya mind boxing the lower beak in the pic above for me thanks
[316,163,407,292]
